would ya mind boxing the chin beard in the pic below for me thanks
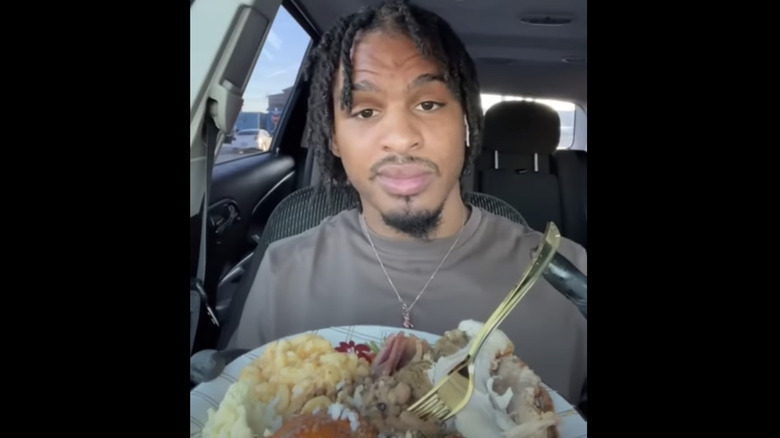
[381,198,444,241]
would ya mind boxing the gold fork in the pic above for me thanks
[406,221,562,422]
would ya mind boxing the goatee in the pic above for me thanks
[381,197,444,241]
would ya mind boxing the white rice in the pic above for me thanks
[326,402,361,432]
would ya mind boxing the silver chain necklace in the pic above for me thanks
[358,213,465,328]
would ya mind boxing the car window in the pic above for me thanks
[480,94,581,150]
[217,7,312,164]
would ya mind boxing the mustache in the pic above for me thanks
[369,155,440,179]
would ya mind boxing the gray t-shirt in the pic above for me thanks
[228,206,587,404]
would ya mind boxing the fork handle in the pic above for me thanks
[467,223,561,359]
[543,252,587,318]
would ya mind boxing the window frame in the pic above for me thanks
[214,2,318,166]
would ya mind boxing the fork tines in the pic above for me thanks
[411,394,451,421]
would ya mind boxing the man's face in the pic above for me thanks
[331,30,466,227]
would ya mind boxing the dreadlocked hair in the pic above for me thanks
[300,0,484,202]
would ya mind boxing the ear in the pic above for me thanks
[330,137,341,157]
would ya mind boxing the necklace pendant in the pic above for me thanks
[403,313,413,329]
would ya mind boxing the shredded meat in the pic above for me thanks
[431,329,469,361]
[491,356,559,438]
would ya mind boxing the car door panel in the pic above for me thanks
[189,151,296,352]
[208,198,242,243]
[210,152,295,265]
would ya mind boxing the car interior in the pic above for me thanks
[190,0,587,415]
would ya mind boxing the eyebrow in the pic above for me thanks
[352,80,381,93]
[409,73,446,89]
[350,73,446,93]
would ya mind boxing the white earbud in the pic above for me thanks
[465,116,470,148]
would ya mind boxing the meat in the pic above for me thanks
[490,356,560,438]
[427,323,559,438]
[371,334,402,377]
[393,361,434,402]
[431,329,469,360]
[371,333,432,378]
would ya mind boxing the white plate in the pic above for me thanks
[190,325,587,438]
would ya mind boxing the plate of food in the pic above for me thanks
[190,320,587,438]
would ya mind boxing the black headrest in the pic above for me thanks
[483,101,560,155]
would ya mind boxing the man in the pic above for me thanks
[228,0,587,406]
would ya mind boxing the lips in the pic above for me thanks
[375,164,434,196]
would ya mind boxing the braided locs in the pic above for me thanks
[301,0,483,194]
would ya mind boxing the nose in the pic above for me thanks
[379,108,422,154]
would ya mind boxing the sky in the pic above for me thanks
[241,8,575,117]
[242,8,311,112]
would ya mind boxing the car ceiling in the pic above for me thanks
[290,0,587,106]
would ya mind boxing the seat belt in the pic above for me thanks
[191,113,221,356]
